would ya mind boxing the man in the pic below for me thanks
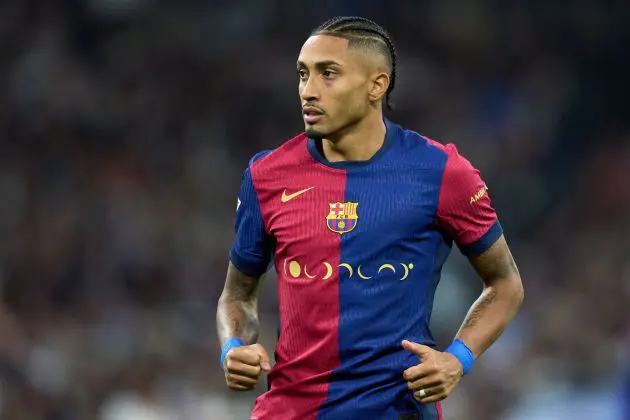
[217,16,524,420]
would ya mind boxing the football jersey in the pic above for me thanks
[230,119,502,420]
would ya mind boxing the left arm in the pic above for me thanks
[403,142,524,404]
[402,238,523,403]
[456,234,524,358]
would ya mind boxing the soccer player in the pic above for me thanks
[216,16,524,420]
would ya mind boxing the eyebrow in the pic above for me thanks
[296,60,342,70]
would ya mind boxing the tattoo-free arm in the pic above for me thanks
[216,262,262,347]
[456,235,524,358]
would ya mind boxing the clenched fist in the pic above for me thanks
[223,343,271,391]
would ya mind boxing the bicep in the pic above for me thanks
[468,235,520,286]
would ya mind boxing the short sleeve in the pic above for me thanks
[436,144,503,256]
[228,166,273,278]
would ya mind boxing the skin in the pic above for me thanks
[217,34,525,402]
[297,34,391,162]
[217,262,270,391]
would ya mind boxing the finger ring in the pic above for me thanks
[418,389,427,398]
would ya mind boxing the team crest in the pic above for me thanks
[326,202,359,234]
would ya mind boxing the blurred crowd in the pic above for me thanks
[0,0,628,419]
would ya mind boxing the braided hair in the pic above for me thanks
[313,16,397,110]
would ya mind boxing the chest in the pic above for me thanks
[256,164,443,260]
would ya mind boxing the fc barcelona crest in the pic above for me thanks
[326,202,359,234]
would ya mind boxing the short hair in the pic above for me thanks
[312,16,397,110]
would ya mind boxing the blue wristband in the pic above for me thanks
[445,339,475,375]
[220,338,245,369]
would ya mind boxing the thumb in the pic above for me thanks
[250,343,272,371]
[402,340,433,360]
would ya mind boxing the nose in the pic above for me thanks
[300,75,320,102]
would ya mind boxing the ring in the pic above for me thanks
[418,389,426,398]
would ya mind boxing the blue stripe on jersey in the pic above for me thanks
[316,123,448,419]
[458,221,503,256]
[228,150,274,278]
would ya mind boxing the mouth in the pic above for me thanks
[303,107,324,124]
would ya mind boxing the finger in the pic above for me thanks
[229,347,262,365]
[227,381,253,391]
[227,373,259,387]
[250,343,272,371]
[413,386,447,404]
[402,340,434,360]
[225,360,262,377]
[419,391,448,404]
[407,375,442,391]
[403,364,434,382]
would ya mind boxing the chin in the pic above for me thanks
[305,125,327,140]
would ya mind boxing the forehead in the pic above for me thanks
[298,35,351,65]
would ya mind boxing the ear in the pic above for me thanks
[368,72,390,103]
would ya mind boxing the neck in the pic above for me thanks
[321,112,386,162]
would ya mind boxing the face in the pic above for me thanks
[297,35,384,139]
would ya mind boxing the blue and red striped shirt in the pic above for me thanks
[230,119,502,420]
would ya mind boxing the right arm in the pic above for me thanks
[217,266,270,391]
[217,158,273,390]
[218,161,272,347]
[216,262,262,348]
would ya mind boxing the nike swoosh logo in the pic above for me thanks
[281,187,315,203]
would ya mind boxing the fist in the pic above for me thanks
[223,343,271,391]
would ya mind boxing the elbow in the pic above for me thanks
[510,275,524,312]
[217,291,228,308]
[488,274,524,311]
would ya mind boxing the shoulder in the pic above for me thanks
[394,126,467,170]
[417,134,464,162]
[248,133,310,175]
[415,134,477,176]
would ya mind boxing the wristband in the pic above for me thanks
[220,338,245,369]
[445,339,475,375]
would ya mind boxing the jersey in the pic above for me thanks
[229,119,502,420]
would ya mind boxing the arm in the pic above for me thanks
[432,143,524,364]
[219,156,273,348]
[403,142,523,404]
[402,236,523,403]
[456,235,524,358]
[217,262,271,390]
[217,156,273,390]
[216,262,262,348]
[430,142,523,358]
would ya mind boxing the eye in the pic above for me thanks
[297,69,308,80]
[323,70,335,79]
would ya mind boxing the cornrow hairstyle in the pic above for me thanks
[313,16,397,110]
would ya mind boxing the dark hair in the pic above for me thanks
[313,16,397,110]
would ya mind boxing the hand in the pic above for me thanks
[223,343,271,391]
[402,340,464,404]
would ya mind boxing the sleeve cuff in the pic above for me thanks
[458,221,503,256]
[229,249,269,278]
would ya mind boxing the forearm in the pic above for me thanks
[455,277,523,358]
[217,294,260,347]
[216,262,262,348]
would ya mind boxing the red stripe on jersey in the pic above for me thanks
[424,137,498,247]
[250,134,345,420]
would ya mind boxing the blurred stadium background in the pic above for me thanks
[0,0,629,419]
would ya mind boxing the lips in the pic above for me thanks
[303,106,324,124]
